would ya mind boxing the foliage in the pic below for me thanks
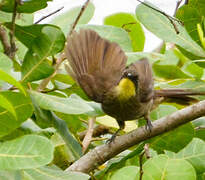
[0,0,205,179]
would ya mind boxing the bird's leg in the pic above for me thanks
[144,113,153,132]
[106,120,125,144]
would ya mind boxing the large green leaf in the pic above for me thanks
[23,166,89,180]
[192,117,205,141]
[51,2,95,35]
[110,166,139,180]
[169,138,205,173]
[29,91,94,115]
[0,11,33,25]
[52,112,82,159]
[135,3,205,57]
[153,62,191,79]
[104,13,145,51]
[0,91,33,137]
[0,52,12,72]
[176,5,201,45]
[0,93,17,119]
[136,155,196,180]
[1,0,51,13]
[149,105,194,153]
[0,69,26,95]
[189,0,205,17]
[0,135,54,170]
[21,26,65,82]
[78,25,133,52]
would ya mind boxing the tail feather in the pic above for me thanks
[65,29,127,102]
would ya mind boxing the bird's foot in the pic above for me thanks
[106,128,121,144]
[145,119,153,132]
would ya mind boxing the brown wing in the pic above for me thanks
[65,29,127,102]
[126,58,154,102]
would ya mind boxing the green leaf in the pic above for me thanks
[135,3,205,57]
[78,25,133,52]
[0,93,17,119]
[153,62,191,79]
[23,166,90,180]
[126,52,164,65]
[51,2,95,35]
[192,117,205,141]
[189,0,205,17]
[96,143,145,179]
[0,91,33,137]
[176,5,201,45]
[173,138,205,173]
[1,0,51,13]
[104,13,145,51]
[182,61,204,79]
[149,105,194,153]
[5,24,62,49]
[0,135,54,170]
[0,170,21,180]
[29,91,94,115]
[0,11,33,25]
[52,112,83,159]
[110,166,139,180]
[136,154,196,180]
[0,69,26,95]
[21,25,65,82]
[0,52,12,72]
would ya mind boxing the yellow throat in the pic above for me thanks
[115,78,136,101]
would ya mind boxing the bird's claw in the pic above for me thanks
[145,120,153,132]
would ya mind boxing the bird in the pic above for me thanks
[65,29,205,142]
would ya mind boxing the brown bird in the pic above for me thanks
[65,29,205,142]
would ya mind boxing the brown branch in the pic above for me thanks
[9,0,18,59]
[174,0,183,17]
[144,144,151,159]
[35,6,64,24]
[79,125,110,141]
[139,151,145,180]
[37,53,66,92]
[0,25,11,56]
[82,117,95,153]
[68,0,90,36]
[66,100,205,173]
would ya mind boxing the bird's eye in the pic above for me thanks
[127,73,132,77]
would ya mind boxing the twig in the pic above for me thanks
[0,25,11,56]
[9,0,18,59]
[35,6,64,24]
[195,126,205,130]
[66,100,205,173]
[174,0,183,17]
[144,144,151,159]
[68,0,90,36]
[82,117,96,153]
[139,151,145,180]
[79,125,110,141]
[136,0,182,34]
[37,53,66,92]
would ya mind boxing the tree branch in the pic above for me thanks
[9,0,18,59]
[68,0,90,36]
[66,100,205,173]
[0,25,11,56]
[82,117,95,153]
[35,6,64,24]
